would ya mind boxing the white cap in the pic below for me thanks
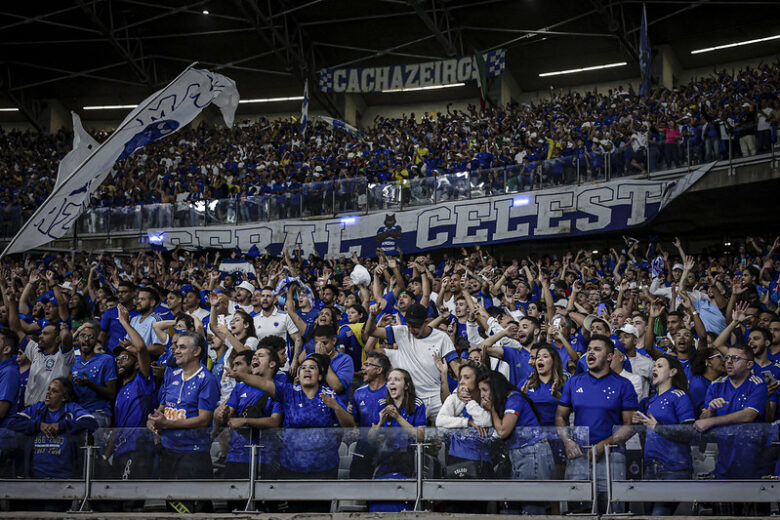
[59,281,74,291]
[672,263,684,271]
[236,281,256,294]
[618,324,640,338]
[554,298,568,307]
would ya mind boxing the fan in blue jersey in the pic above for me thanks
[556,334,638,514]
[349,351,390,479]
[99,281,138,354]
[694,344,769,479]
[147,331,219,513]
[216,348,283,484]
[311,325,354,403]
[483,317,539,388]
[367,367,425,513]
[337,304,369,372]
[9,377,98,493]
[746,328,780,420]
[71,323,117,427]
[0,328,21,478]
[376,213,402,256]
[633,356,695,516]
[230,352,355,512]
[521,344,569,468]
[769,318,780,362]
[480,371,550,515]
[688,347,726,417]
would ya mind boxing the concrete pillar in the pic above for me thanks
[343,93,366,127]
[40,99,71,133]
[499,69,523,107]
[658,44,682,90]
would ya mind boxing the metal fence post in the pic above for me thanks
[235,443,261,513]
[72,443,95,512]
[604,444,614,515]
[576,159,580,185]
[412,441,430,511]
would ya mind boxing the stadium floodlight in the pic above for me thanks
[513,196,530,207]
[340,216,357,225]
[0,108,19,112]
[538,62,627,77]
[239,96,304,103]
[202,10,209,14]
[382,83,465,93]
[83,104,138,110]
[691,34,780,54]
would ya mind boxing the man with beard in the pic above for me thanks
[71,323,117,427]
[128,287,162,348]
[364,303,457,420]
[253,287,302,372]
[556,335,638,513]
[182,286,209,322]
[100,281,138,354]
[231,281,255,314]
[348,352,390,478]
[743,328,779,421]
[481,316,539,388]
[106,304,155,484]
[769,318,780,362]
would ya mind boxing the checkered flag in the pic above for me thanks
[486,48,506,77]
[318,69,334,92]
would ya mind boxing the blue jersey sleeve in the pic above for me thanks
[332,354,354,396]
[225,384,241,411]
[0,366,20,404]
[744,379,769,415]
[559,378,573,408]
[703,381,717,410]
[385,326,396,345]
[412,402,427,426]
[101,356,118,382]
[198,374,219,412]
[673,391,695,423]
[100,308,112,332]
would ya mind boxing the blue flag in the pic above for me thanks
[639,3,651,98]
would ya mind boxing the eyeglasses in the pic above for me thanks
[116,355,131,361]
[723,355,747,363]
[80,334,95,340]
[362,362,381,369]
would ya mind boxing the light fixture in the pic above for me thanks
[592,250,599,254]
[382,82,465,93]
[538,62,627,77]
[340,216,357,225]
[724,241,732,246]
[513,196,530,207]
[691,34,780,55]
[238,96,304,104]
[202,10,209,14]
[83,104,138,110]
[0,108,19,112]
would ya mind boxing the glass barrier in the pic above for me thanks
[61,141,778,236]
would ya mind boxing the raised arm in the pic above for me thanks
[117,304,151,379]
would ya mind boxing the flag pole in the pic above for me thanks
[1,62,200,258]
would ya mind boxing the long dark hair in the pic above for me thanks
[51,377,76,403]
[524,343,567,398]
[478,371,540,422]
[386,368,419,416]
[232,309,257,339]
[303,353,331,386]
[661,355,689,392]
[70,293,92,321]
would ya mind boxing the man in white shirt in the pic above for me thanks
[252,287,301,371]
[231,281,255,314]
[617,324,653,389]
[129,287,162,347]
[611,343,648,400]
[183,286,209,322]
[364,303,460,420]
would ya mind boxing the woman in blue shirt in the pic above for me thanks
[232,352,354,511]
[634,356,695,516]
[10,377,98,511]
[480,371,551,515]
[522,344,568,471]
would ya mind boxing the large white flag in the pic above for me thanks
[1,66,239,257]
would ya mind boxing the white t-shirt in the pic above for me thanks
[253,308,299,340]
[22,337,75,406]
[187,307,209,322]
[384,325,455,401]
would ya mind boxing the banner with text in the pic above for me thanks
[152,164,712,257]
[318,49,506,93]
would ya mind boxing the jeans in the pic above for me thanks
[508,441,554,514]
[644,459,691,516]
[565,448,626,514]
[704,136,720,162]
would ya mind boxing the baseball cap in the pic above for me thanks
[405,303,428,326]
[554,298,568,308]
[618,324,640,338]
[672,263,684,271]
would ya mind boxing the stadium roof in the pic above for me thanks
[2,0,779,125]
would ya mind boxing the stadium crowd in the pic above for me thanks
[0,231,778,514]
[1,62,778,231]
